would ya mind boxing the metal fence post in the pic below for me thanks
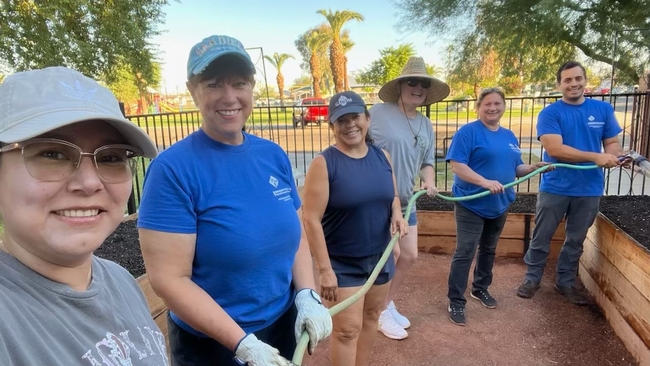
[120,102,138,215]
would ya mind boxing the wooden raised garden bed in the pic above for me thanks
[416,193,650,366]
[416,193,566,259]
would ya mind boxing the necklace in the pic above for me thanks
[403,112,424,147]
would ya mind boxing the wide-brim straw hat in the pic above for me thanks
[378,57,450,106]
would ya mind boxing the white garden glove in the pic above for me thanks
[294,288,333,355]
[234,334,292,366]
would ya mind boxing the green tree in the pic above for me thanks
[317,9,364,93]
[0,0,172,89]
[105,60,161,112]
[356,43,416,86]
[426,63,444,77]
[264,52,294,105]
[445,32,501,98]
[254,84,279,101]
[394,0,650,86]
[295,25,331,97]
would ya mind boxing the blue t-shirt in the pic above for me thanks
[537,98,622,196]
[321,144,394,257]
[446,120,524,218]
[137,129,302,335]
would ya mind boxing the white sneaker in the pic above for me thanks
[378,310,408,340]
[387,301,411,329]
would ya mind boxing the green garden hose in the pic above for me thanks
[291,162,601,365]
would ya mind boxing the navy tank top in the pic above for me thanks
[321,144,395,257]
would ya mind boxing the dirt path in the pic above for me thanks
[303,254,636,366]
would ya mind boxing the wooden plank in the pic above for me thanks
[579,264,650,366]
[581,237,650,349]
[586,214,650,304]
[418,235,563,259]
[417,211,565,241]
[136,274,168,319]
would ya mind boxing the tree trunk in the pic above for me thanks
[310,53,322,98]
[330,39,345,93]
[344,55,349,91]
[277,73,285,105]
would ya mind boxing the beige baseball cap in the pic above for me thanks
[0,66,158,158]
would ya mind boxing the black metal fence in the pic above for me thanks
[123,93,650,213]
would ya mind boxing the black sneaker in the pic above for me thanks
[516,280,540,299]
[555,284,588,305]
[448,304,466,326]
[470,290,497,309]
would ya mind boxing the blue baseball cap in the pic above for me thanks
[186,35,255,80]
[328,91,367,123]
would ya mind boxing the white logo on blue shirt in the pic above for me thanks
[269,175,279,188]
[509,143,521,153]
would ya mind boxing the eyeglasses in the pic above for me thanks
[405,78,431,89]
[0,138,142,183]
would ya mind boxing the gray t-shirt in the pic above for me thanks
[0,250,168,366]
[369,102,435,214]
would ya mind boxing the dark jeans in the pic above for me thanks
[448,203,508,307]
[524,192,600,287]
[168,304,298,366]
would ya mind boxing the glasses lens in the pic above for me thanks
[406,79,431,89]
[95,147,138,183]
[22,141,80,182]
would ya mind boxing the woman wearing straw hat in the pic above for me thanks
[369,56,450,340]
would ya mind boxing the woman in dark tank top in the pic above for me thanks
[302,91,409,366]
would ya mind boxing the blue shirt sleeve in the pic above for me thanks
[445,127,472,164]
[603,103,623,139]
[536,107,562,139]
[137,159,197,234]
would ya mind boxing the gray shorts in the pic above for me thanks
[330,252,395,288]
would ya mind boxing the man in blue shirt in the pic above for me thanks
[517,61,624,305]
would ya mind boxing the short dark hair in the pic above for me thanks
[477,87,505,107]
[188,54,255,86]
[556,61,587,84]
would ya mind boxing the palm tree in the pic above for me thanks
[264,52,295,105]
[341,30,354,91]
[426,63,444,77]
[317,9,364,93]
[304,26,330,98]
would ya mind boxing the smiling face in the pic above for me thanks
[187,55,255,145]
[332,111,370,149]
[0,121,133,267]
[557,66,587,104]
[477,91,506,127]
[398,79,428,110]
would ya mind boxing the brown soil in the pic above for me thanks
[302,254,636,366]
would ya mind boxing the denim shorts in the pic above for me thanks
[407,210,418,226]
[330,251,395,288]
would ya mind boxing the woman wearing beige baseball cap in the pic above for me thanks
[369,56,450,340]
[0,66,166,365]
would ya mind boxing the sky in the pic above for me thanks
[150,0,447,95]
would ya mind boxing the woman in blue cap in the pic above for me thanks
[302,90,408,366]
[137,35,332,366]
